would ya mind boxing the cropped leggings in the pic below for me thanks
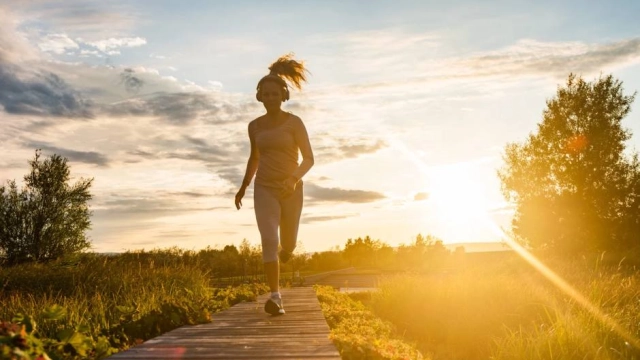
[253,182,303,263]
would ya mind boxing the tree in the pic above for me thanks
[396,233,448,271]
[0,150,93,264]
[343,235,384,267]
[307,250,348,271]
[288,242,308,274]
[498,74,639,253]
[238,238,252,279]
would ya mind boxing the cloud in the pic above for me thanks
[0,63,93,118]
[0,9,40,63]
[305,183,385,203]
[208,80,223,91]
[17,2,138,41]
[24,142,110,167]
[309,28,440,78]
[103,92,258,125]
[126,134,231,165]
[301,214,359,224]
[153,230,195,239]
[314,136,387,163]
[459,38,640,79]
[168,191,212,198]
[38,33,79,54]
[119,68,144,93]
[79,49,101,57]
[0,13,93,118]
[214,166,245,189]
[338,139,387,158]
[92,192,215,224]
[309,36,640,100]
[86,36,146,52]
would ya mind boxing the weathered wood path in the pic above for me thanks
[108,268,383,359]
[107,287,341,359]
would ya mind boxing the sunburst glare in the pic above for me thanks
[385,130,640,350]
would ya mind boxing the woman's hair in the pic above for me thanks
[256,53,308,102]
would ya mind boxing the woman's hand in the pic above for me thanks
[281,176,298,198]
[235,186,246,210]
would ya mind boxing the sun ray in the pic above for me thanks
[385,132,640,350]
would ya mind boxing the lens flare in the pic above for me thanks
[485,219,640,350]
[385,133,640,349]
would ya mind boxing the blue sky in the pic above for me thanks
[1,1,640,252]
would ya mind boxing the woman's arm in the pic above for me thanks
[291,116,314,181]
[235,121,259,209]
[241,121,260,188]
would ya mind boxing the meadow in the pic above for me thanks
[317,250,640,360]
[3,244,640,360]
[0,249,269,359]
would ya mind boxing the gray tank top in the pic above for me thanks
[249,113,314,190]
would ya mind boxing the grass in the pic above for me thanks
[4,247,640,359]
[315,285,424,360]
[365,254,640,360]
[0,250,269,359]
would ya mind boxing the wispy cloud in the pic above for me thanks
[85,36,146,54]
[309,28,440,79]
[308,35,640,102]
[458,38,640,79]
[103,92,259,125]
[126,135,231,166]
[0,63,93,118]
[14,1,139,41]
[38,33,79,54]
[24,142,110,167]
[314,136,387,163]
[305,183,386,204]
[301,214,359,224]
[92,191,217,224]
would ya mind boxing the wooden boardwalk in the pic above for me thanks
[108,287,340,359]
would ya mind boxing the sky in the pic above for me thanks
[1,0,640,253]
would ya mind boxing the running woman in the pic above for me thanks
[235,53,314,315]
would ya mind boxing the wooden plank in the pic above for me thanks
[107,287,340,359]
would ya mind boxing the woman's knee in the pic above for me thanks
[261,238,279,262]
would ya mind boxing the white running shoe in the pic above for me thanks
[264,297,285,315]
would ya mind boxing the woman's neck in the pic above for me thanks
[265,109,284,120]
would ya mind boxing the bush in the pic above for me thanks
[315,285,424,360]
[0,150,92,264]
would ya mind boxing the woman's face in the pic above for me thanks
[260,81,283,112]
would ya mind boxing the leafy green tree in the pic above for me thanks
[498,74,639,252]
[238,238,252,279]
[0,150,93,264]
[292,242,309,271]
[343,235,384,267]
[397,233,447,271]
[307,250,348,271]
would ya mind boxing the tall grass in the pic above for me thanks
[315,285,425,360]
[0,250,268,358]
[368,255,640,360]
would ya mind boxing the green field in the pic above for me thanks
[0,250,269,359]
[317,251,640,360]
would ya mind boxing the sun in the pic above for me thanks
[424,164,493,239]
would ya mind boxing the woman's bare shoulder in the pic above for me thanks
[287,112,304,124]
[249,115,266,130]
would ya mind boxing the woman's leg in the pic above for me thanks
[264,261,279,293]
[280,182,304,258]
[254,184,281,293]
